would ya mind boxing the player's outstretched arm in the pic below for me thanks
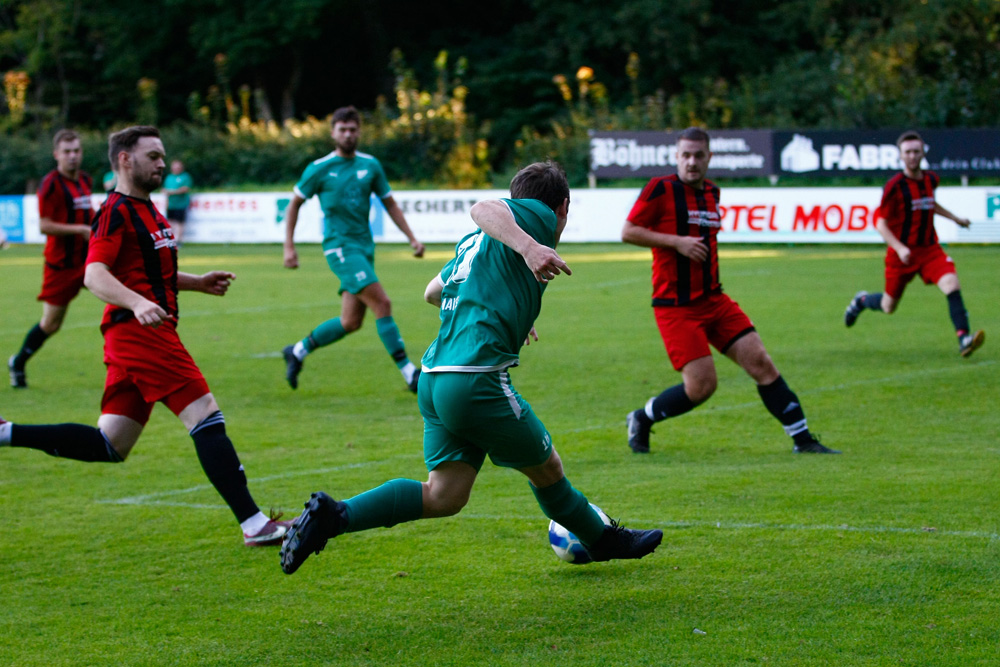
[178,271,235,296]
[471,200,571,282]
[40,216,91,241]
[622,220,707,261]
[934,202,971,228]
[283,194,305,269]
[382,196,425,257]
[85,262,169,327]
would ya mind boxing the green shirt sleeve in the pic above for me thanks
[371,159,391,199]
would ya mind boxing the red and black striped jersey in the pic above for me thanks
[87,192,179,331]
[879,171,940,247]
[627,175,722,306]
[37,169,93,269]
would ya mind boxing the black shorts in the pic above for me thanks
[166,208,187,223]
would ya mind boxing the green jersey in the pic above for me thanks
[294,151,391,252]
[164,171,193,209]
[421,198,557,373]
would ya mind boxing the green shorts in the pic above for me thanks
[323,245,379,295]
[418,370,553,472]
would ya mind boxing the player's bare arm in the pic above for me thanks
[874,217,911,264]
[282,194,305,269]
[39,217,92,240]
[934,201,971,228]
[471,199,571,282]
[383,196,425,257]
[84,262,168,327]
[621,220,708,262]
[178,271,235,296]
[424,274,444,306]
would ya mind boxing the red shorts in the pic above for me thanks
[884,244,956,300]
[101,319,210,425]
[37,263,86,306]
[654,292,756,371]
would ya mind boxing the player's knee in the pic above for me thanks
[341,315,363,332]
[424,486,469,518]
[685,376,716,404]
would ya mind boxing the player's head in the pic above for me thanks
[108,125,166,195]
[170,159,184,174]
[330,105,361,155]
[51,129,82,175]
[510,161,571,239]
[896,130,925,173]
[675,127,711,188]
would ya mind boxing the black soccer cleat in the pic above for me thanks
[585,519,663,562]
[282,345,303,390]
[793,436,841,454]
[407,368,421,394]
[8,355,26,389]
[959,330,985,358]
[280,491,348,574]
[626,410,651,453]
[844,290,867,328]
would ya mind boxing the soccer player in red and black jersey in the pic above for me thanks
[0,126,290,546]
[844,130,985,357]
[621,127,837,455]
[8,130,94,389]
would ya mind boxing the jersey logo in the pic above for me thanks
[357,170,369,179]
[446,231,485,285]
[327,171,339,178]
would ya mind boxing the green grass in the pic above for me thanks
[1,242,998,666]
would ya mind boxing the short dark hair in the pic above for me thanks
[896,130,923,148]
[108,125,160,169]
[52,129,79,149]
[509,161,569,212]
[330,105,361,127]
[677,126,710,146]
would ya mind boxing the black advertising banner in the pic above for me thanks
[589,130,773,178]
[774,129,1000,176]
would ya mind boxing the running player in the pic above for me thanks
[9,130,94,389]
[622,127,837,455]
[0,126,289,546]
[281,105,425,392]
[279,162,663,574]
[843,130,985,357]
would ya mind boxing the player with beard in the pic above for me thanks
[843,130,985,357]
[281,105,425,392]
[0,126,291,547]
[9,129,94,389]
[621,127,837,455]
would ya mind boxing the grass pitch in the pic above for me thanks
[1,242,998,666]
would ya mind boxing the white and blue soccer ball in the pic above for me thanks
[548,503,612,564]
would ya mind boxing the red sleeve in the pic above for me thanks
[879,180,903,223]
[38,175,62,220]
[87,203,125,267]
[627,178,667,230]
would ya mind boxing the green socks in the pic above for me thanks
[304,317,347,352]
[376,316,409,368]
[343,478,424,532]
[531,477,606,546]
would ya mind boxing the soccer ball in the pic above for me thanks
[548,504,612,565]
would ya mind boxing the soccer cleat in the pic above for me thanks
[407,368,421,394]
[244,518,293,547]
[8,355,26,389]
[626,410,652,453]
[959,330,985,358]
[793,436,841,454]
[282,345,303,389]
[280,491,348,574]
[584,519,663,562]
[844,290,867,328]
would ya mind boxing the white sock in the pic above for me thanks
[400,361,417,384]
[0,421,11,445]
[292,341,308,361]
[240,511,270,535]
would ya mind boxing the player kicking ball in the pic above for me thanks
[280,162,662,574]
[0,126,289,546]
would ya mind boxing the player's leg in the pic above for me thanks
[936,271,985,358]
[283,291,359,390]
[846,252,912,325]
[725,332,838,454]
[8,302,68,388]
[357,281,420,392]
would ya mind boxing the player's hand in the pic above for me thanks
[523,326,539,346]
[283,245,299,269]
[133,299,169,328]
[675,236,708,261]
[200,271,235,296]
[523,243,571,283]
[956,217,972,228]
[411,239,425,258]
[896,246,911,265]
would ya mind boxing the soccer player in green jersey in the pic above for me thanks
[279,162,663,574]
[281,106,426,392]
